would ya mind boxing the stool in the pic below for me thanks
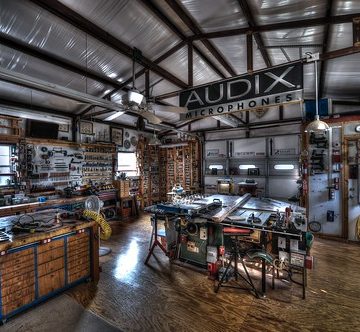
[215,227,259,298]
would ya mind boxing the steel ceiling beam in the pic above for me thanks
[191,13,360,40]
[79,40,187,117]
[30,0,188,89]
[237,0,272,67]
[163,0,236,77]
[0,98,76,119]
[139,0,226,79]
[0,35,122,90]
[0,66,127,112]
[319,0,334,99]
[155,45,360,101]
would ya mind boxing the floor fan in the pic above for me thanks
[84,195,112,256]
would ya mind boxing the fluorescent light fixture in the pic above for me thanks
[0,107,70,124]
[128,89,144,106]
[239,165,256,169]
[104,111,125,121]
[213,114,241,128]
[274,164,295,170]
[209,165,224,170]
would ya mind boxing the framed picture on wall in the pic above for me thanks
[58,123,70,133]
[80,121,93,135]
[111,127,123,146]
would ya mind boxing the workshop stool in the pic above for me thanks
[215,227,260,298]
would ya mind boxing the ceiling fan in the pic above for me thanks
[104,56,187,124]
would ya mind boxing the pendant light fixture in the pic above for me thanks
[148,129,162,146]
[305,55,329,132]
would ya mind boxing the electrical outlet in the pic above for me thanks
[199,227,207,240]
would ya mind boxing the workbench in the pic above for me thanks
[145,194,309,297]
[0,213,99,323]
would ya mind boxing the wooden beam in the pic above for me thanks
[237,0,272,67]
[319,0,334,99]
[139,0,226,78]
[164,0,236,76]
[188,41,193,86]
[354,17,360,46]
[155,45,360,101]
[320,45,360,61]
[0,34,121,90]
[30,0,188,89]
[246,33,253,73]
[145,70,150,100]
[191,13,360,40]
[79,40,186,117]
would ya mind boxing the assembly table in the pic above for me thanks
[0,210,99,323]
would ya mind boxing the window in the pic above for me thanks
[274,164,295,170]
[239,164,256,169]
[0,145,14,186]
[117,152,138,177]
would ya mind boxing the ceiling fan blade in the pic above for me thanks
[104,110,126,121]
[139,110,162,124]
[151,104,188,114]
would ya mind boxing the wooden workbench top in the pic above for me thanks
[0,196,88,217]
[0,220,95,252]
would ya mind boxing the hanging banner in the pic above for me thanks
[179,62,303,120]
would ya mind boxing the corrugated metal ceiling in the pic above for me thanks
[0,0,359,129]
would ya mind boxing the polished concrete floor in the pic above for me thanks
[64,214,360,332]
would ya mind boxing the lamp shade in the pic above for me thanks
[305,115,330,132]
[148,133,161,146]
[128,89,144,106]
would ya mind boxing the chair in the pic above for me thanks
[215,227,260,298]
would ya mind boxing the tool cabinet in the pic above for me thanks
[0,223,97,323]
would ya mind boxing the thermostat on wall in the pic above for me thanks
[355,125,360,133]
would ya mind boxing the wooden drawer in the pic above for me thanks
[37,238,64,254]
[67,241,89,255]
[37,257,64,277]
[67,246,89,260]
[37,247,65,265]
[68,256,89,270]
[0,252,34,270]
[67,232,89,245]
[68,267,89,284]
[0,248,34,263]
[38,269,65,297]
[67,239,89,252]
[2,284,35,306]
[68,261,90,276]
[1,262,34,284]
[1,271,35,296]
[2,293,35,316]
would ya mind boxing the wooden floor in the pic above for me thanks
[67,214,360,332]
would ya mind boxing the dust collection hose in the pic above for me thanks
[83,210,112,240]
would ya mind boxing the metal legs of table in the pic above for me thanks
[145,215,167,265]
[215,244,260,298]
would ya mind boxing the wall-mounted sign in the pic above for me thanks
[179,63,303,120]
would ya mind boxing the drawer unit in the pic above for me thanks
[0,247,36,317]
[0,227,95,323]
[67,232,90,284]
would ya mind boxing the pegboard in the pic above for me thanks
[307,127,343,236]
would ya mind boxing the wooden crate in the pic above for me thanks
[114,180,130,198]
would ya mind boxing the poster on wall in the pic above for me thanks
[111,127,123,146]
